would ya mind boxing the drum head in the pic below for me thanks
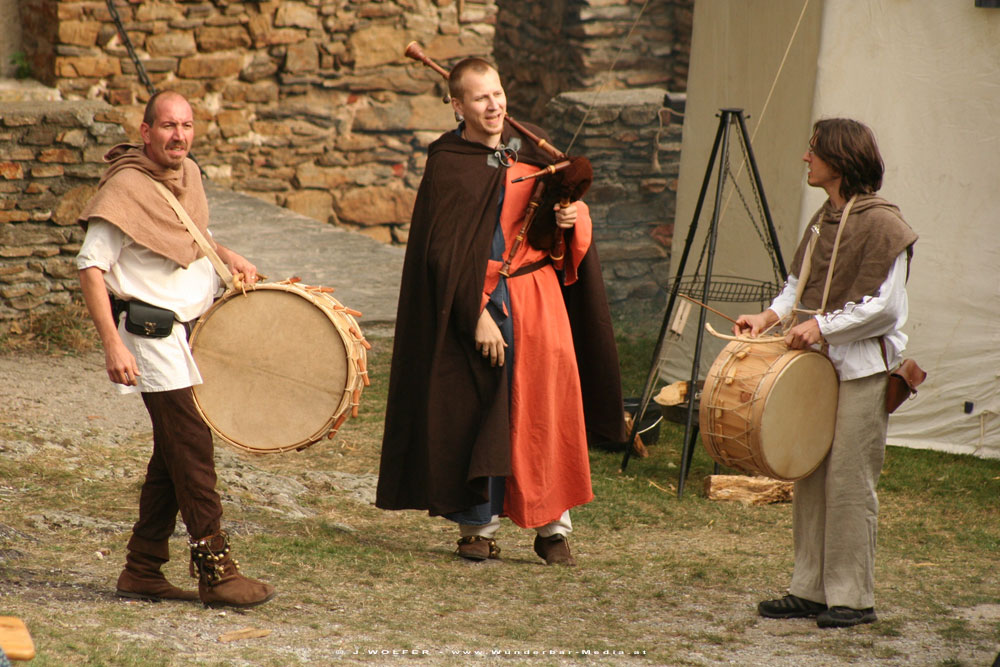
[759,351,839,479]
[191,288,350,453]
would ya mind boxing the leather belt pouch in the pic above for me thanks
[124,300,176,338]
[886,359,927,413]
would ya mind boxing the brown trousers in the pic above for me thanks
[133,388,222,543]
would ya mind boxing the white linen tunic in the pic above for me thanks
[769,251,909,381]
[76,219,219,394]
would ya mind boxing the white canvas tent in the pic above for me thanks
[663,0,1000,458]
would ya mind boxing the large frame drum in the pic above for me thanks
[699,339,839,481]
[190,281,369,454]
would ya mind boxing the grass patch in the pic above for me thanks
[0,301,99,354]
[1,328,999,664]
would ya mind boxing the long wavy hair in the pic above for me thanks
[810,118,884,200]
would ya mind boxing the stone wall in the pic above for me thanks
[546,88,683,305]
[15,1,689,245]
[0,100,128,330]
[5,0,692,324]
[18,0,501,245]
[495,0,692,120]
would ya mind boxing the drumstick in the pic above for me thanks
[677,293,740,326]
[704,322,784,344]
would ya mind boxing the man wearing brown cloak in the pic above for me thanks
[376,59,625,564]
[76,91,274,608]
[735,118,918,628]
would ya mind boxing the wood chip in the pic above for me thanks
[703,474,793,505]
[218,627,271,643]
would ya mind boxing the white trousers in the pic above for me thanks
[458,510,573,539]
[788,373,889,610]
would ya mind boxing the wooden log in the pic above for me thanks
[703,474,793,506]
[0,616,35,661]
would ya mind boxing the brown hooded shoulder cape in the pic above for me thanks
[789,195,917,312]
[76,143,214,267]
[376,121,625,517]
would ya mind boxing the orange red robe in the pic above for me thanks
[482,162,594,527]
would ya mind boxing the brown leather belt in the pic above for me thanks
[508,257,552,277]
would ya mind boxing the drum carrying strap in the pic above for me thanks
[793,194,857,318]
[149,178,236,290]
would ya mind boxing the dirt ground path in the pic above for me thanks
[1,350,998,666]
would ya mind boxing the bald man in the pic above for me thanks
[77,91,274,608]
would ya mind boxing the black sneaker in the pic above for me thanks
[758,594,828,619]
[816,606,877,628]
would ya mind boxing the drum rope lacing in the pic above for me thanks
[702,344,788,470]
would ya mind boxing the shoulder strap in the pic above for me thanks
[819,194,857,313]
[793,223,820,308]
[149,178,234,290]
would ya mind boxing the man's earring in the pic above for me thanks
[454,112,464,122]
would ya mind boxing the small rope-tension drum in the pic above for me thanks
[699,339,839,481]
[190,280,370,454]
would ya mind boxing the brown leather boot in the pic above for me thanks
[116,535,199,602]
[189,530,276,609]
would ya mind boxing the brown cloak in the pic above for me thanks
[375,121,625,517]
[789,195,918,312]
[77,143,215,268]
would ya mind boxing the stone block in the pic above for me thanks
[135,2,184,22]
[355,224,394,244]
[63,164,106,179]
[333,185,416,226]
[18,193,59,211]
[237,52,279,82]
[23,127,57,146]
[284,189,333,223]
[0,162,24,180]
[275,3,322,30]
[41,257,78,280]
[353,94,453,133]
[58,20,102,47]
[0,211,30,224]
[54,185,98,226]
[58,128,89,148]
[348,26,410,69]
[0,263,26,278]
[178,54,245,79]
[47,291,74,305]
[0,223,68,247]
[425,33,492,60]
[242,177,289,193]
[8,294,46,310]
[121,57,178,75]
[0,112,39,128]
[285,40,319,74]
[54,56,122,78]
[216,110,251,139]
[38,148,79,164]
[196,25,252,52]
[0,147,35,161]
[146,32,198,57]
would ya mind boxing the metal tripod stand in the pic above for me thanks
[620,109,786,497]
